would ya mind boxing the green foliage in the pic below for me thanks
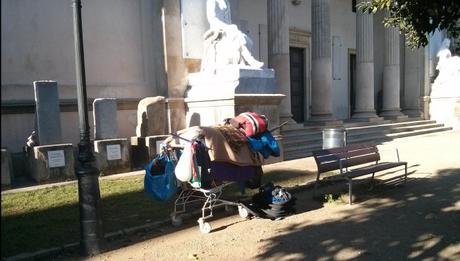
[324,193,336,203]
[324,193,347,204]
[358,0,460,49]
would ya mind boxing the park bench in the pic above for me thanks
[312,143,407,204]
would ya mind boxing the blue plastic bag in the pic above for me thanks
[144,154,177,201]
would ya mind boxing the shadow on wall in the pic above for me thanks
[189,112,201,127]
[256,168,460,260]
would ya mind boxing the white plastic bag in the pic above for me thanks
[175,143,193,182]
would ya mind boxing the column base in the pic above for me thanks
[402,109,423,118]
[307,113,343,126]
[310,112,336,122]
[280,113,294,125]
[380,109,408,120]
[352,111,383,122]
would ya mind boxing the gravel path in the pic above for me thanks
[66,131,460,261]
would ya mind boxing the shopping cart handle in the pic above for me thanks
[268,121,289,132]
[169,132,212,150]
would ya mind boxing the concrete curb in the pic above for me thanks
[1,170,145,195]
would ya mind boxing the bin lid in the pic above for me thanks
[323,128,347,132]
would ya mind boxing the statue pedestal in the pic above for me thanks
[185,67,284,128]
[429,71,460,130]
[429,96,460,130]
[185,67,285,162]
[187,67,276,96]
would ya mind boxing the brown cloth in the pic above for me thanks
[201,126,262,166]
[214,125,247,154]
[168,126,262,166]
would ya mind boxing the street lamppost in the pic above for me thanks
[72,0,104,256]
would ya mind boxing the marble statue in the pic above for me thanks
[432,38,460,94]
[201,0,264,72]
[429,37,460,130]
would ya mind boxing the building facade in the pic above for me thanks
[2,0,432,154]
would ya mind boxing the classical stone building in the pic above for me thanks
[1,0,450,168]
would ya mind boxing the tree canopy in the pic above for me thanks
[358,0,460,49]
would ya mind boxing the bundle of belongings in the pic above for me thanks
[159,112,280,192]
[241,182,297,220]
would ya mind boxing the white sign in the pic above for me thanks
[106,144,121,161]
[156,140,166,154]
[48,150,65,168]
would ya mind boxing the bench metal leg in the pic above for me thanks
[348,178,353,205]
[313,172,321,198]
[404,164,408,183]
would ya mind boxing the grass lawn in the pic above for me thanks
[1,167,310,258]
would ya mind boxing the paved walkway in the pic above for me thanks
[58,130,460,261]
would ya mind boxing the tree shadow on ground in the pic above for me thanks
[255,168,460,260]
[2,168,317,259]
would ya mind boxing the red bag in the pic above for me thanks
[233,112,268,137]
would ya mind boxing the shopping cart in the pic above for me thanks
[166,140,254,234]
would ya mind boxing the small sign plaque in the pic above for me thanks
[106,144,121,161]
[156,140,166,154]
[48,150,65,168]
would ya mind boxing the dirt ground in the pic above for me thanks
[66,131,460,261]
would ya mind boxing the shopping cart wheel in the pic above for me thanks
[238,206,249,219]
[171,215,183,227]
[198,218,212,234]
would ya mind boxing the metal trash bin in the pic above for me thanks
[322,128,347,149]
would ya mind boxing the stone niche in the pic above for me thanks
[131,97,168,170]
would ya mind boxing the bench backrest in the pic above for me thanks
[313,143,380,173]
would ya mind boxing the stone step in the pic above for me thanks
[346,119,437,132]
[282,120,452,161]
[347,126,452,144]
[282,119,434,137]
[347,122,445,137]
[283,120,438,144]
[283,132,322,146]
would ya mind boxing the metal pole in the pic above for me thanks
[72,0,103,256]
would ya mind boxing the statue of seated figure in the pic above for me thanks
[201,0,264,73]
[431,38,460,97]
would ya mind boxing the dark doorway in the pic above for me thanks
[290,47,305,123]
[349,52,356,117]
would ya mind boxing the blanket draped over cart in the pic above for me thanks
[145,112,284,233]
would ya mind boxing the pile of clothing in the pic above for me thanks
[226,112,280,159]
[169,112,280,191]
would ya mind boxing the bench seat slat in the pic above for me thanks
[345,161,407,179]
[313,143,376,156]
[312,143,408,205]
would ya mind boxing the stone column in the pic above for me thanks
[380,21,404,118]
[353,1,378,119]
[310,0,335,121]
[267,0,292,122]
[403,47,424,117]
